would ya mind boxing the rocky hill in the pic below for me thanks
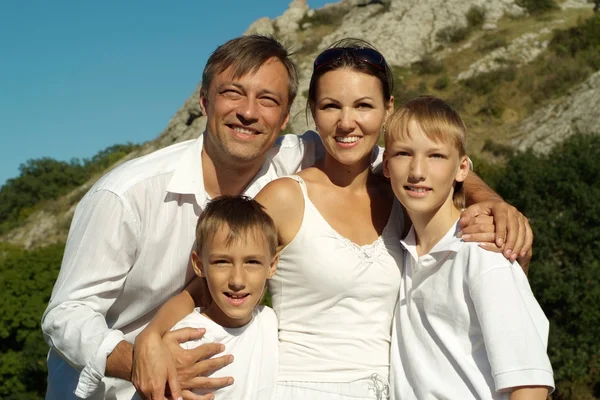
[2,0,598,248]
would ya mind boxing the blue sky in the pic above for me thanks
[0,0,331,186]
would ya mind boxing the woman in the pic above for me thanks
[132,39,528,400]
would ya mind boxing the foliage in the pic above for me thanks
[516,0,558,14]
[478,133,600,399]
[0,242,65,398]
[413,55,445,75]
[436,6,486,44]
[466,6,486,28]
[0,143,139,235]
[463,67,517,95]
[433,75,449,90]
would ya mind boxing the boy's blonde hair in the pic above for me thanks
[195,195,278,257]
[384,95,467,209]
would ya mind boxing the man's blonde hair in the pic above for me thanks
[384,95,467,209]
[195,195,278,256]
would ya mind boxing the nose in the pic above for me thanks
[408,155,426,182]
[337,108,357,132]
[229,264,246,291]
[236,97,259,124]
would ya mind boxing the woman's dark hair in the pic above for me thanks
[306,38,394,120]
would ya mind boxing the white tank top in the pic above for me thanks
[269,175,404,382]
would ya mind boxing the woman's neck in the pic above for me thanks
[319,152,372,190]
[408,197,462,257]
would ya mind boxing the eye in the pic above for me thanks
[245,259,264,268]
[394,151,411,157]
[220,89,242,99]
[356,102,374,109]
[430,153,447,159]
[320,103,340,110]
[211,259,231,266]
[259,96,279,107]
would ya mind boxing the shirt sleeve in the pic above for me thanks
[469,255,555,393]
[41,189,139,398]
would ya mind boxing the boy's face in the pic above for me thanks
[192,225,277,328]
[383,119,469,217]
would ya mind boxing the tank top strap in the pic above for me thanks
[281,174,309,200]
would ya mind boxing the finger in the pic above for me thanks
[167,366,184,400]
[501,209,520,259]
[165,328,207,344]
[520,221,534,258]
[191,355,234,378]
[458,204,483,228]
[187,376,234,391]
[493,206,509,249]
[181,390,214,400]
[478,242,504,253]
[510,217,527,262]
[471,215,493,226]
[459,222,495,237]
[188,343,226,364]
[461,232,496,244]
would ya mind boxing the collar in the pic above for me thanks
[166,132,280,206]
[401,218,464,262]
[166,134,208,207]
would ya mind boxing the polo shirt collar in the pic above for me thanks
[401,219,464,261]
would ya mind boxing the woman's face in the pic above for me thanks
[312,68,392,166]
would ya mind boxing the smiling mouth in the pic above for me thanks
[224,292,250,299]
[335,136,361,143]
[404,186,431,193]
[228,124,260,135]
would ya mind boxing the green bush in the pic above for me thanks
[433,75,450,90]
[477,133,600,399]
[463,67,516,95]
[413,55,445,75]
[436,25,471,44]
[516,0,558,14]
[0,242,65,398]
[0,143,139,235]
[466,6,486,27]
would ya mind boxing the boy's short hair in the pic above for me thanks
[384,95,467,209]
[195,195,278,256]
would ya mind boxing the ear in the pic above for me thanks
[199,89,208,115]
[191,250,206,278]
[383,151,390,179]
[385,96,395,118]
[455,155,470,183]
[267,254,279,279]
[280,112,290,131]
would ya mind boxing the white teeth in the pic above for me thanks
[407,186,428,192]
[233,126,255,135]
[335,136,360,143]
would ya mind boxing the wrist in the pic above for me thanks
[106,340,133,381]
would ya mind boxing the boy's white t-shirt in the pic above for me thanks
[171,305,279,400]
[390,221,554,400]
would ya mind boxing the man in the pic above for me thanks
[42,35,531,400]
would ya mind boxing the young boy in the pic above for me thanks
[170,195,279,399]
[383,96,554,399]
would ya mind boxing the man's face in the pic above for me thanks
[200,58,291,164]
[192,225,277,328]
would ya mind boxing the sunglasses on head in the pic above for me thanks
[313,47,386,71]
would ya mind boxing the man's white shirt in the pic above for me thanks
[42,132,326,399]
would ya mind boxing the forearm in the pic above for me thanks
[463,171,503,205]
[509,386,549,400]
[106,340,133,380]
[141,282,198,337]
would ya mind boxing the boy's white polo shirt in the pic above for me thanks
[390,220,554,400]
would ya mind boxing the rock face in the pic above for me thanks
[274,0,309,41]
[514,71,600,153]
[458,31,550,80]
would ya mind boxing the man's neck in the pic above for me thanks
[201,140,267,198]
